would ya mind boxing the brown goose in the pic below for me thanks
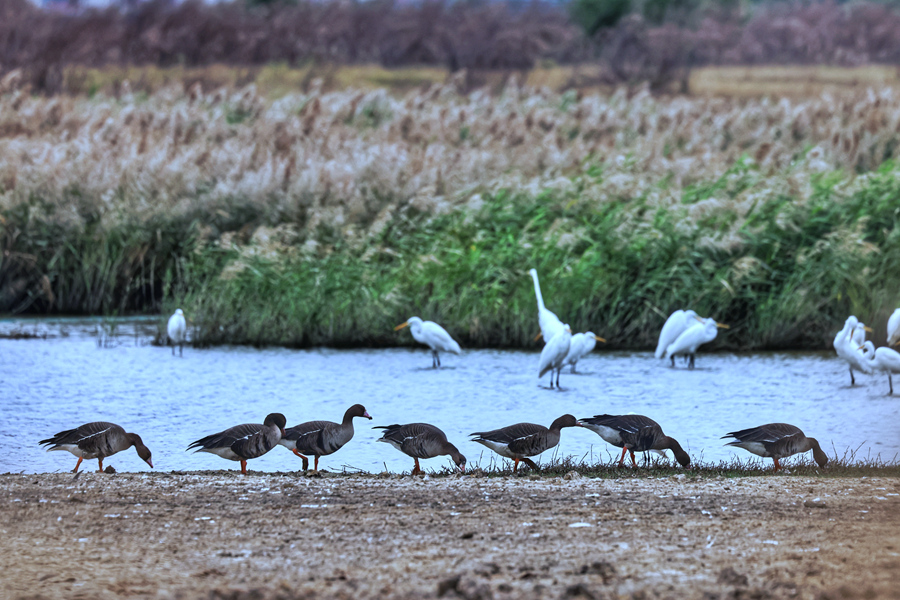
[578,414,691,468]
[470,414,578,473]
[374,423,466,475]
[279,404,372,471]
[187,413,286,475]
[39,422,153,473]
[722,423,828,472]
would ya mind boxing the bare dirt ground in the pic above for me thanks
[1,471,899,600]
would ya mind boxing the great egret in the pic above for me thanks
[655,310,700,361]
[279,404,372,471]
[578,414,690,468]
[39,422,153,473]
[167,308,187,357]
[470,415,578,473]
[833,317,873,385]
[394,316,461,368]
[663,318,728,369]
[888,308,900,346]
[374,423,466,474]
[529,269,564,342]
[859,341,900,395]
[564,332,606,372]
[187,413,286,475]
[538,325,572,389]
[722,423,828,471]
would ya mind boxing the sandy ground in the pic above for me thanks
[1,471,899,600]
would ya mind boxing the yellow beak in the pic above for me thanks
[716,323,730,329]
[394,322,410,331]
[533,332,543,341]
[864,326,873,333]
[594,336,606,343]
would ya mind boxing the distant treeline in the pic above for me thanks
[3,0,900,92]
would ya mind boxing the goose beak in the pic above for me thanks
[146,459,154,468]
[593,336,606,342]
[364,411,372,420]
[533,332,543,341]
[394,321,410,331]
[716,322,730,329]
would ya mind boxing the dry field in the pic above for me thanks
[1,472,899,599]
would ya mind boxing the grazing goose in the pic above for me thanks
[394,317,461,368]
[655,310,701,362]
[663,317,728,369]
[860,341,900,395]
[887,308,900,347]
[564,332,606,373]
[578,414,691,468]
[187,413,286,475]
[529,268,565,343]
[470,414,579,473]
[722,423,828,472]
[39,422,153,473]
[167,308,187,357]
[279,404,372,471]
[834,318,873,385]
[374,423,466,475]
[539,325,572,389]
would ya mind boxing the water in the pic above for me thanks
[2,318,898,474]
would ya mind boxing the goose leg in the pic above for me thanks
[522,458,539,471]
[97,458,104,473]
[314,456,320,472]
[411,458,422,476]
[291,449,310,471]
[513,458,520,473]
[240,460,248,475]
[618,447,628,467]
[630,450,637,468]
[73,457,83,473]
[772,458,781,473]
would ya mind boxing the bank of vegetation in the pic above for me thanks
[1,80,898,349]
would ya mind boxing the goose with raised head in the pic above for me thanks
[374,423,466,475]
[471,414,579,473]
[722,423,827,472]
[187,413,286,475]
[394,317,461,368]
[578,414,691,468]
[39,422,153,473]
[279,404,372,471]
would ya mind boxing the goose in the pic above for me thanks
[470,414,579,473]
[663,317,728,369]
[859,341,900,395]
[563,332,606,373]
[167,308,187,357]
[187,413,286,475]
[655,310,701,362]
[529,268,564,343]
[39,422,153,473]
[394,317,461,368]
[279,404,372,471]
[833,317,873,385]
[539,325,572,389]
[578,414,690,468]
[374,423,466,475]
[887,308,900,347]
[722,423,827,472]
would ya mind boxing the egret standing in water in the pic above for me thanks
[167,308,187,357]
[887,308,900,346]
[833,316,872,385]
[655,310,700,363]
[529,268,564,343]
[395,316,461,368]
[564,332,606,373]
[663,317,728,369]
[859,341,900,395]
[539,325,572,389]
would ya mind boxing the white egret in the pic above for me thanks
[564,332,606,373]
[888,308,900,346]
[833,317,872,385]
[167,308,187,357]
[528,268,564,343]
[655,309,701,363]
[860,341,900,395]
[538,325,572,389]
[663,317,728,369]
[394,316,461,368]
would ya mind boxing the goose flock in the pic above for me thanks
[39,272,896,477]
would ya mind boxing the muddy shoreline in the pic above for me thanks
[1,472,899,599]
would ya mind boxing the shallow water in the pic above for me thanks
[2,318,898,474]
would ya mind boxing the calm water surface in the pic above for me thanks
[1,318,898,474]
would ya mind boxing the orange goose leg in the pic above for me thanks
[411,458,421,476]
[773,458,781,473]
[240,460,248,475]
[522,458,539,471]
[513,458,520,473]
[291,449,310,471]
[313,456,319,472]
[73,457,83,473]
[618,447,628,467]
[629,450,637,468]
[97,458,104,473]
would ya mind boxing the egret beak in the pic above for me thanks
[858,344,865,350]
[893,340,900,347]
[593,336,606,343]
[864,326,873,333]
[695,316,705,322]
[394,321,410,331]
[533,332,543,341]
[716,322,730,329]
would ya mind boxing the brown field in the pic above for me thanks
[1,472,899,599]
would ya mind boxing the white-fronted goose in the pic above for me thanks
[39,422,153,473]
[564,333,605,373]
[529,268,564,343]
[279,404,372,471]
[394,317,461,368]
[833,316,873,385]
[374,423,466,475]
[538,325,572,389]
[470,414,578,473]
[655,310,700,361]
[664,318,728,369]
[578,414,691,468]
[860,341,900,395]
[187,413,286,475]
[722,423,828,471]
[888,308,900,347]
[167,308,187,357]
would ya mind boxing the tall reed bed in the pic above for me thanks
[1,81,899,348]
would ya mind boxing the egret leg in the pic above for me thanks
[171,344,175,356]
[889,374,893,395]
[571,363,577,374]
[555,368,563,390]
[432,351,438,369]
[849,367,855,385]
[179,343,183,358]
[437,352,441,368]
[670,355,675,368]
[73,457,83,473]
[688,354,695,370]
